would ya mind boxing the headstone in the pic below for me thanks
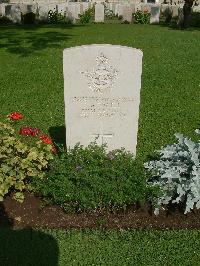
[5,4,21,23]
[82,2,89,13]
[117,4,124,16]
[134,3,142,12]
[150,5,160,23]
[67,3,81,21]
[114,3,119,15]
[57,3,67,15]
[0,3,6,16]
[171,5,178,17]
[130,3,135,13]
[67,3,76,21]
[38,4,49,21]
[75,3,82,18]
[122,6,133,22]
[63,45,143,155]
[95,3,104,22]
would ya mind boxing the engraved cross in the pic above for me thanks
[91,121,114,145]
[91,133,114,145]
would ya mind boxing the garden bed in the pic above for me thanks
[1,191,200,230]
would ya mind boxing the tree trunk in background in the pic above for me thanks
[182,0,194,28]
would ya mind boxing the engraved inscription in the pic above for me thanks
[80,53,119,93]
[72,96,134,118]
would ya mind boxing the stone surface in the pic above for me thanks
[0,3,6,16]
[134,3,141,11]
[57,3,67,15]
[5,4,21,23]
[75,3,82,18]
[117,4,124,16]
[67,3,81,21]
[82,2,89,13]
[38,4,49,21]
[95,3,104,22]
[67,3,76,21]
[150,5,160,23]
[171,5,179,17]
[63,45,143,155]
[122,6,133,22]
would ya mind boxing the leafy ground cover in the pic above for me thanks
[30,143,153,212]
[1,228,200,265]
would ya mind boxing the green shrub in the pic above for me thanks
[31,143,151,212]
[133,10,150,24]
[104,7,115,19]
[191,11,200,27]
[0,15,12,25]
[48,10,71,24]
[0,113,55,202]
[79,7,94,24]
[22,12,36,24]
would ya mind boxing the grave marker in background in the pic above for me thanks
[122,6,133,22]
[150,5,160,23]
[95,3,104,22]
[63,45,143,155]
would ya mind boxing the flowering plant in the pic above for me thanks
[8,112,23,121]
[133,10,150,24]
[0,112,56,202]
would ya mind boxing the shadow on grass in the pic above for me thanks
[0,202,59,265]
[158,19,200,31]
[49,125,66,147]
[0,24,85,56]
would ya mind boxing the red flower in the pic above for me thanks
[8,112,23,121]
[19,126,32,136]
[30,128,40,136]
[19,126,40,137]
[40,134,53,145]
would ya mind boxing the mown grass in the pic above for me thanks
[0,24,200,161]
[1,228,200,265]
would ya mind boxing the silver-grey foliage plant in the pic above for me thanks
[144,129,200,215]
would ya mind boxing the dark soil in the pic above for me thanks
[1,191,200,230]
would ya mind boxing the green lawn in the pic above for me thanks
[0,23,199,161]
[1,228,200,265]
[0,23,200,265]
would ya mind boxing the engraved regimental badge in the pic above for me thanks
[81,53,119,93]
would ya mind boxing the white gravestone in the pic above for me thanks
[150,5,160,23]
[82,2,89,13]
[5,4,21,23]
[67,3,80,21]
[63,45,143,155]
[117,4,124,16]
[171,5,179,17]
[57,3,67,15]
[114,3,119,15]
[38,4,49,21]
[0,4,6,16]
[123,6,133,22]
[95,3,104,22]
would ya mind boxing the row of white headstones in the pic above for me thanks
[0,2,189,24]
[64,44,143,156]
